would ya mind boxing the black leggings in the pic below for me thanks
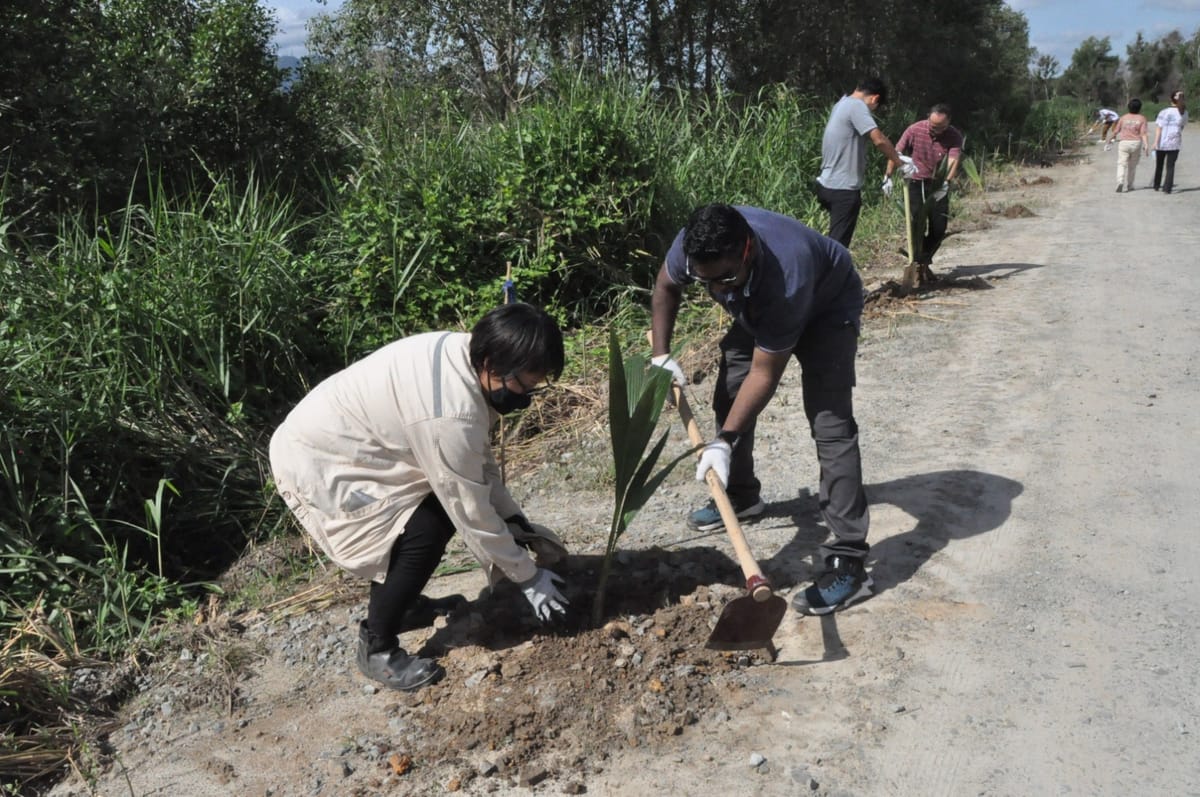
[366,493,456,648]
[1153,149,1180,193]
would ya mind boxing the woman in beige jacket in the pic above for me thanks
[270,303,569,691]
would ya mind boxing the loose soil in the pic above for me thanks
[48,129,1200,796]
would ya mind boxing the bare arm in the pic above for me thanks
[945,156,960,182]
[650,261,683,357]
[870,128,903,170]
[720,348,790,435]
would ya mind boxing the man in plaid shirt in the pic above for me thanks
[884,104,964,279]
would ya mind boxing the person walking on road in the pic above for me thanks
[269,303,571,692]
[814,77,915,248]
[884,103,964,279]
[1152,90,1188,194]
[1106,98,1150,192]
[650,203,874,616]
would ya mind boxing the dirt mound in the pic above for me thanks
[50,546,776,796]
[400,548,767,791]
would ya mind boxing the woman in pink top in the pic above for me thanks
[1106,98,1149,193]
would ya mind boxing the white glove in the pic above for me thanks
[932,184,949,202]
[695,438,732,488]
[880,177,893,197]
[650,354,687,387]
[519,568,569,623]
[899,155,918,179]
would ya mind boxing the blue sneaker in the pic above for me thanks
[791,556,873,615]
[687,496,765,531]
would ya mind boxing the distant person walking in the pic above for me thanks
[1152,90,1188,195]
[814,77,914,248]
[1106,98,1150,192]
[884,103,964,278]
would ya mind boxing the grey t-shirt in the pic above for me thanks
[816,95,878,191]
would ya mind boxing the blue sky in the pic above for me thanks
[269,0,1200,70]
[1010,0,1200,68]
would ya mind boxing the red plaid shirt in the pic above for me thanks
[895,120,964,180]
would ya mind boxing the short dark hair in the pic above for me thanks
[1128,98,1142,113]
[682,204,751,263]
[469,302,565,379]
[856,77,888,106]
[930,103,952,117]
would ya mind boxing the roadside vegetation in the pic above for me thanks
[3,0,1197,791]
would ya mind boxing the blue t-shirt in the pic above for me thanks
[665,206,864,353]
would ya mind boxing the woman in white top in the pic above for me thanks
[1152,90,1188,194]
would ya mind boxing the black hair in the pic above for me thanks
[856,77,888,106]
[682,204,751,263]
[1128,98,1142,113]
[930,103,952,117]
[469,302,565,379]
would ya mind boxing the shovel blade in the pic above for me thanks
[705,594,788,652]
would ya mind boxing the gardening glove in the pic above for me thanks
[650,354,687,387]
[899,155,918,179]
[880,176,893,197]
[932,183,949,202]
[518,567,569,623]
[506,516,568,567]
[695,438,732,488]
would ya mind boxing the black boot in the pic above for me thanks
[356,622,443,691]
[398,593,467,632]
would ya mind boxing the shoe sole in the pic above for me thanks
[687,500,766,531]
[791,575,875,616]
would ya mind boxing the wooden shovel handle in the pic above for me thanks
[671,383,774,602]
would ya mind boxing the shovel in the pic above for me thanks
[670,383,787,659]
[900,177,919,292]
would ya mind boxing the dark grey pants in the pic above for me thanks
[713,321,870,562]
[906,180,950,265]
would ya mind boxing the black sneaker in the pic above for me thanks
[688,496,765,531]
[791,556,874,616]
[356,622,443,691]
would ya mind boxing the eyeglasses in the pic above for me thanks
[505,372,551,396]
[686,237,752,285]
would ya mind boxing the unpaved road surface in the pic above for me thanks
[50,130,1200,797]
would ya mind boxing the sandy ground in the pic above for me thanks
[49,129,1200,797]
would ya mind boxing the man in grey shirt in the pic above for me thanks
[815,77,912,247]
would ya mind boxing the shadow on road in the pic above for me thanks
[762,469,1023,597]
[944,262,1045,281]
[864,469,1023,595]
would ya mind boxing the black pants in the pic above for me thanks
[907,181,950,265]
[713,321,870,562]
[1153,149,1180,193]
[815,182,863,248]
[366,493,456,648]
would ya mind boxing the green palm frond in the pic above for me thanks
[595,329,695,624]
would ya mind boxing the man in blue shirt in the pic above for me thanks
[650,204,872,615]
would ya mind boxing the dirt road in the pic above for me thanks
[49,131,1199,797]
[588,129,1200,795]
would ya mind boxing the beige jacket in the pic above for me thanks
[268,332,537,585]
